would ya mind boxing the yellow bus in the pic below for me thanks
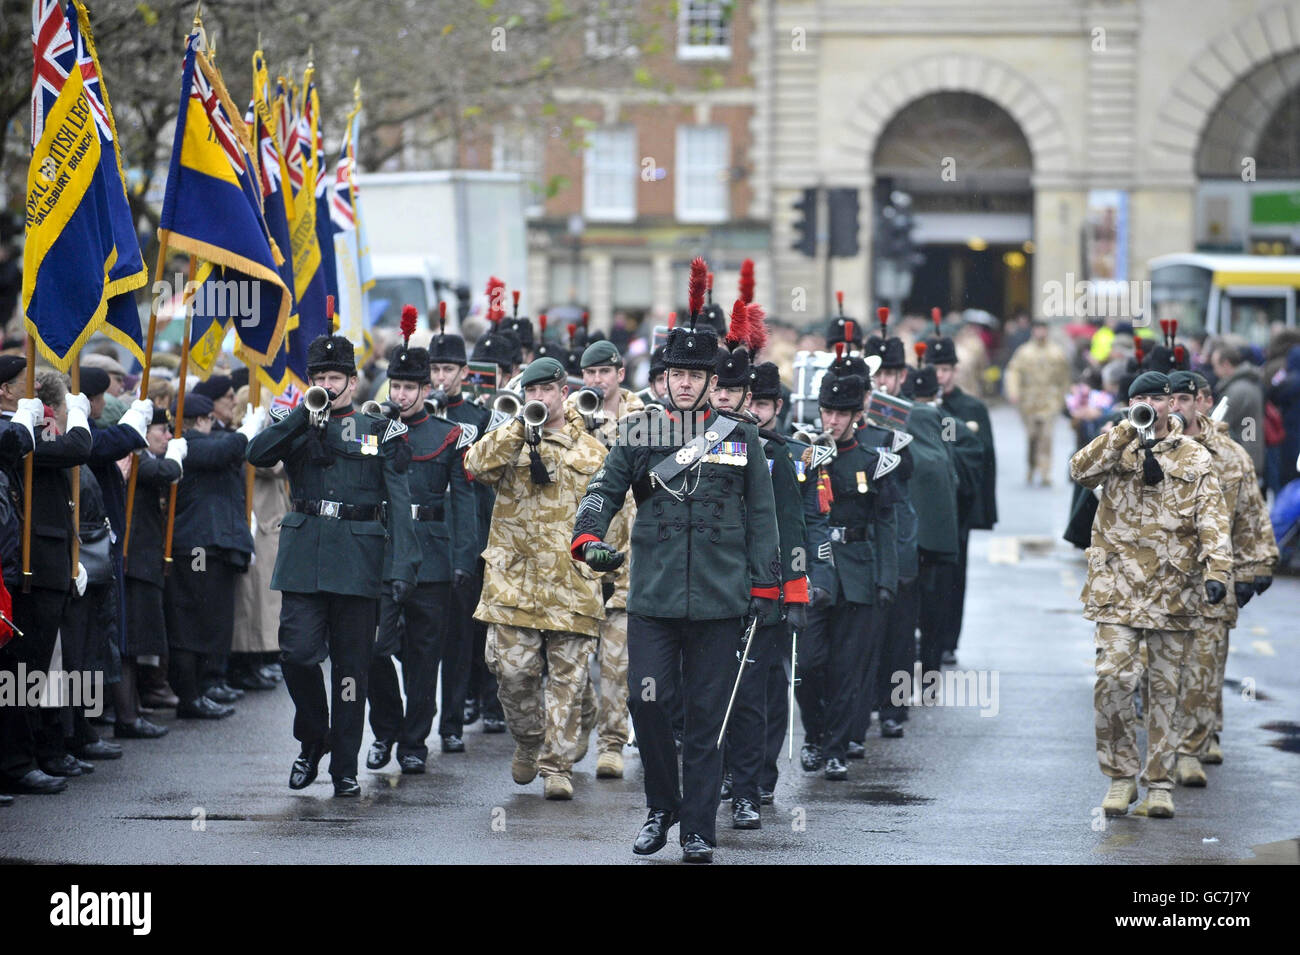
[1148,253,1300,347]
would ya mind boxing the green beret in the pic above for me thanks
[518,357,567,388]
[1128,371,1171,399]
[580,340,622,369]
[1167,371,1198,396]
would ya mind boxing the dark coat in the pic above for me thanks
[860,421,918,579]
[940,386,998,529]
[87,421,147,548]
[0,415,35,589]
[124,451,182,587]
[781,434,834,598]
[27,423,92,591]
[906,404,961,559]
[443,395,494,554]
[816,436,899,605]
[172,426,254,564]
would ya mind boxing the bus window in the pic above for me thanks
[1149,264,1211,337]
[1221,293,1287,348]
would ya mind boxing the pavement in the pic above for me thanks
[2,404,1297,864]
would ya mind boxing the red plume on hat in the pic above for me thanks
[836,290,845,317]
[688,257,707,323]
[582,310,589,331]
[326,294,337,334]
[485,276,505,323]
[566,323,577,348]
[668,310,677,330]
[1174,344,1186,368]
[726,299,749,350]
[746,303,767,354]
[738,259,755,305]
[511,289,520,318]
[706,271,715,305]
[931,307,942,335]
[877,306,889,336]
[438,301,447,334]
[844,319,856,345]
[914,341,927,365]
[400,304,418,346]
[538,312,547,338]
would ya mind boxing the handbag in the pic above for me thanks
[79,517,114,586]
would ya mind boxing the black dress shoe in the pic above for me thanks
[177,696,234,719]
[74,739,123,760]
[846,740,866,759]
[481,716,506,734]
[732,797,761,830]
[632,808,677,856]
[333,776,361,797]
[289,742,329,790]
[204,683,243,704]
[0,793,11,805]
[115,717,169,739]
[719,771,733,800]
[824,757,848,780]
[800,742,824,772]
[366,739,394,770]
[759,787,774,805]
[399,755,426,774]
[941,650,957,666]
[441,735,465,753]
[0,769,67,794]
[139,691,179,710]
[463,701,480,726]
[229,668,278,691]
[88,709,117,726]
[881,718,904,738]
[257,663,284,684]
[681,833,714,863]
[40,754,87,777]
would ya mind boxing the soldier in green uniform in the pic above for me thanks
[926,329,997,665]
[570,272,781,863]
[246,334,420,797]
[794,365,899,780]
[366,327,479,774]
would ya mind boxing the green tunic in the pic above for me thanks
[940,386,998,529]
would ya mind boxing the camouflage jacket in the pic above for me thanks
[1005,338,1072,416]
[1069,419,1232,630]
[464,410,607,637]
[563,387,644,610]
[1193,416,1279,623]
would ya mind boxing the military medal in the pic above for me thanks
[856,470,868,493]
[794,459,806,482]
[360,434,379,455]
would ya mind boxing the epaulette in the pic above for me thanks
[269,406,291,422]
[381,418,408,442]
[456,422,478,448]
[890,430,913,452]
[486,409,513,433]
[872,448,901,479]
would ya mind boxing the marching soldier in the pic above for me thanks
[1069,370,1231,819]
[246,333,420,797]
[564,338,644,779]
[428,305,502,744]
[1004,319,1071,486]
[571,260,781,863]
[926,317,997,665]
[367,313,479,774]
[464,357,608,800]
[794,364,899,780]
[636,344,668,408]
[1168,371,1277,781]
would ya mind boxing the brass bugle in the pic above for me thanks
[361,399,400,419]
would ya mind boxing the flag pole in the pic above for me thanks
[122,231,171,569]
[244,383,259,523]
[20,338,36,593]
[69,364,81,580]
[164,254,196,577]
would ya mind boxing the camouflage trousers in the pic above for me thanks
[1177,621,1229,758]
[1022,411,1054,482]
[1094,623,1192,789]
[485,624,596,778]
[579,608,629,755]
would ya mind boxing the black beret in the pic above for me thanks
[192,374,233,400]
[0,354,27,386]
[1128,371,1171,399]
[177,393,214,419]
[78,367,111,398]
[230,367,250,393]
[1167,371,1199,396]
[151,406,173,428]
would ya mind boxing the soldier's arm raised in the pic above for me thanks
[1194,470,1232,585]
[743,428,781,599]
[570,442,634,560]
[245,403,310,467]
[185,430,248,470]
[448,440,480,575]
[1069,419,1138,488]
[462,418,526,488]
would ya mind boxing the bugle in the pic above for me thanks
[304,386,333,428]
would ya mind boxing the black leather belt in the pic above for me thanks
[292,499,382,521]
[827,525,869,543]
[411,504,445,521]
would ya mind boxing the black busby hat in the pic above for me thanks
[564,347,584,378]
[715,299,758,388]
[471,332,517,369]
[663,257,720,370]
[750,361,782,400]
[715,347,751,388]
[649,344,667,378]
[818,371,866,410]
[429,301,467,365]
[923,307,957,365]
[306,334,356,376]
[908,365,939,398]
[825,291,858,347]
[388,345,431,382]
[879,338,907,369]
[502,291,534,349]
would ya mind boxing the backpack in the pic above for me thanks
[1265,401,1286,448]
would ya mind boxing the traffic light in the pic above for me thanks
[791,187,817,258]
[828,187,860,258]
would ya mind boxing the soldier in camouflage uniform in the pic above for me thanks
[1168,371,1278,782]
[564,339,644,780]
[1004,319,1072,485]
[1069,370,1232,819]
[464,357,608,800]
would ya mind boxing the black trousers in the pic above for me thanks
[943,526,972,654]
[460,561,501,722]
[724,619,782,804]
[917,553,954,674]
[849,603,890,743]
[794,601,872,762]
[877,577,919,722]
[627,614,740,846]
[437,565,478,736]
[278,591,378,781]
[6,587,71,768]
[761,622,795,792]
[368,582,450,761]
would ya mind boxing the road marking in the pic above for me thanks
[1250,626,1268,636]
[988,537,1020,564]
[1251,640,1276,657]
[1060,570,1078,588]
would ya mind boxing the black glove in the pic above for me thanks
[1233,581,1254,608]
[391,579,414,605]
[1205,580,1226,605]
[785,602,808,630]
[809,586,833,610]
[1140,444,1165,486]
[1254,575,1273,595]
[452,568,476,593]
[583,541,625,572]
[749,595,778,623]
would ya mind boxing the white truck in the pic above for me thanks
[356,170,530,331]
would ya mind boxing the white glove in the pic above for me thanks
[119,398,154,441]
[66,392,90,433]
[74,562,87,597]
[165,437,188,463]
[10,397,43,445]
[236,406,269,440]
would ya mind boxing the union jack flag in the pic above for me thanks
[30,0,74,149]
[70,6,111,141]
[187,32,246,176]
[272,382,302,411]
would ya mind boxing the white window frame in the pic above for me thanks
[492,124,544,218]
[674,125,729,224]
[585,0,637,59]
[677,0,731,61]
[583,126,637,223]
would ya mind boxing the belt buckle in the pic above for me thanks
[319,499,341,519]
[828,526,846,543]
[411,503,420,519]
